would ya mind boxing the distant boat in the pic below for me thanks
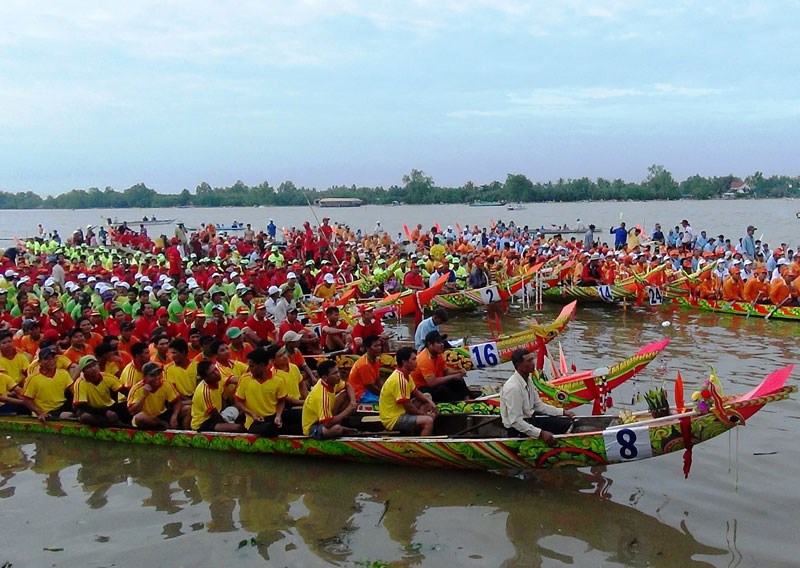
[469,200,506,207]
[315,198,363,208]
[214,223,246,231]
[107,217,177,227]
[506,203,526,211]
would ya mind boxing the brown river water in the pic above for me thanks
[0,202,798,567]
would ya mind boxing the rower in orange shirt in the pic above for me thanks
[769,268,792,305]
[696,268,721,300]
[743,267,770,303]
[721,266,745,301]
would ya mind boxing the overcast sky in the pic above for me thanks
[1,1,797,195]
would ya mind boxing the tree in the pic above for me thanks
[401,169,434,203]
[504,174,534,202]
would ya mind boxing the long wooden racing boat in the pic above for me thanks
[362,337,671,416]
[670,296,800,321]
[329,301,577,377]
[0,366,792,472]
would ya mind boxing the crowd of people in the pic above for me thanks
[0,215,795,444]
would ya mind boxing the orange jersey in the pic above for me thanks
[743,278,769,303]
[721,277,745,302]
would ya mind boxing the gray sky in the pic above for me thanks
[1,1,798,195]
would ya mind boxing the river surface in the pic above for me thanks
[1,198,799,250]
[0,203,798,567]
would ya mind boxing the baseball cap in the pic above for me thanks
[226,327,243,339]
[78,355,98,370]
[282,330,303,343]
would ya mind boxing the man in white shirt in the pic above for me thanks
[500,349,574,445]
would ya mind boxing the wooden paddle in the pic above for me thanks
[765,296,790,322]
[746,291,761,319]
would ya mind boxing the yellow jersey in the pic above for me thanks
[22,369,73,413]
[273,364,304,400]
[72,372,121,409]
[301,379,345,436]
[234,372,287,429]
[379,368,415,430]
[0,350,31,385]
[190,380,224,430]
[164,360,199,397]
[127,380,180,417]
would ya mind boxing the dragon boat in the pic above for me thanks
[428,261,573,311]
[328,301,577,378]
[0,366,792,472]
[357,337,670,417]
[670,296,800,321]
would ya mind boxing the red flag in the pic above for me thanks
[675,372,685,413]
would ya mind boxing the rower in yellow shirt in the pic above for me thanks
[22,346,74,422]
[127,362,186,429]
[0,330,32,385]
[72,355,123,426]
[190,360,244,433]
[301,360,357,438]
[378,347,437,436]
[234,348,287,436]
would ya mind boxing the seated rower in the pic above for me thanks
[72,355,123,427]
[22,346,75,422]
[321,306,352,353]
[410,331,469,403]
[302,360,358,439]
[190,360,245,433]
[127,362,187,430]
[500,349,574,446]
[265,343,307,430]
[347,334,384,404]
[234,348,287,437]
[379,346,438,436]
[0,370,26,414]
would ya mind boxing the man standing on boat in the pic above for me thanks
[610,223,627,251]
[742,225,757,260]
[500,349,574,446]
[583,224,596,251]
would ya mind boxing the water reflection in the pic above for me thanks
[3,433,727,567]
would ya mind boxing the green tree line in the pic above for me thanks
[0,165,797,209]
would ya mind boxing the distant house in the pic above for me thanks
[729,181,750,194]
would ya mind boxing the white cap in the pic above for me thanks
[286,272,297,279]
[158,274,169,282]
[777,258,789,266]
[162,282,174,291]
[118,281,130,289]
[3,269,16,278]
[44,277,55,286]
[324,273,335,283]
[212,304,225,312]
[268,285,280,295]
[77,273,87,279]
[230,271,239,278]
[235,282,247,290]
[18,276,30,284]
[140,276,151,283]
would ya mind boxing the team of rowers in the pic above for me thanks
[0,216,794,444]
